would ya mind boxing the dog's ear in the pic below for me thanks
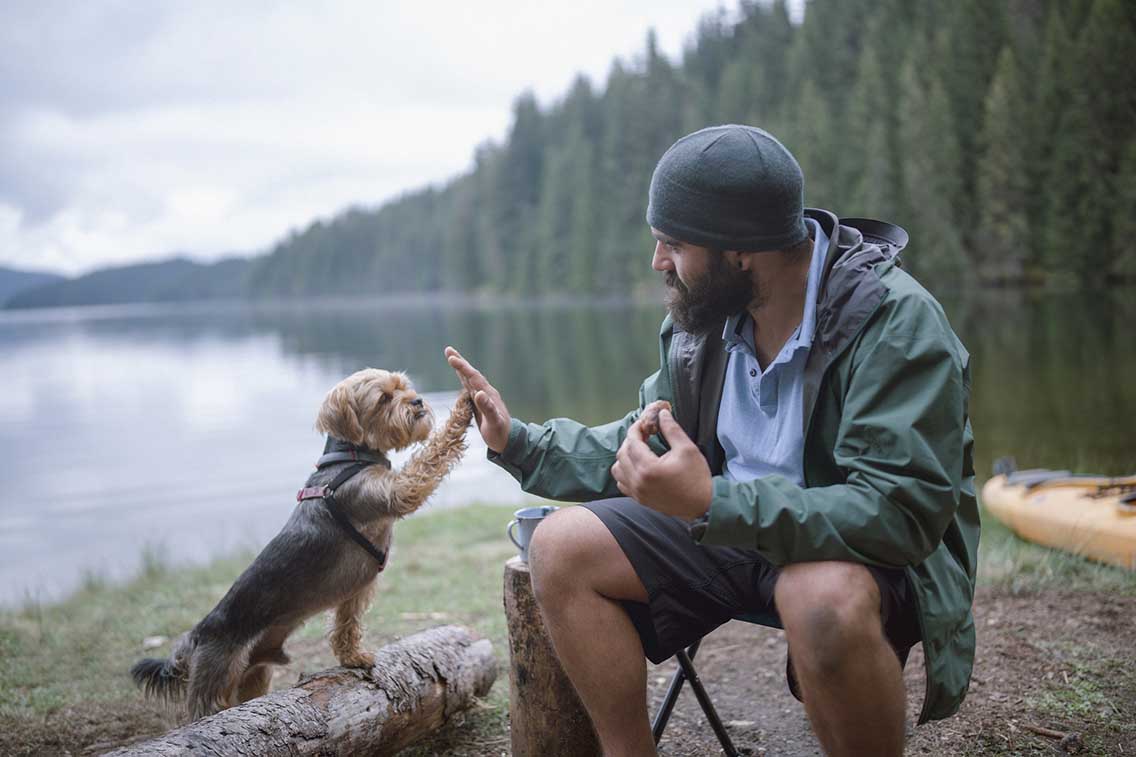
[315,383,365,445]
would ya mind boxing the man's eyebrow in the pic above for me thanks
[651,231,679,245]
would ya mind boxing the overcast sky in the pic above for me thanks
[0,1,754,276]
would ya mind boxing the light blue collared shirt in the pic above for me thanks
[717,217,829,486]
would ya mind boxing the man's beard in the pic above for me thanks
[664,257,759,336]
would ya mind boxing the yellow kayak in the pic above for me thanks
[981,468,1136,570]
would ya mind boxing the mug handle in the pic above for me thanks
[507,520,523,550]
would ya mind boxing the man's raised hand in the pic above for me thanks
[444,346,512,453]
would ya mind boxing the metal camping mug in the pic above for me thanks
[506,505,559,562]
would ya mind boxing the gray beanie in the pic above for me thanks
[646,124,809,252]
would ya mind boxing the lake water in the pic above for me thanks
[1,291,1132,605]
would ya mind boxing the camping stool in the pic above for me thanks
[651,610,783,756]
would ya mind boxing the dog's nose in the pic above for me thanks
[411,398,424,408]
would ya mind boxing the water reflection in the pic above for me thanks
[0,290,1131,605]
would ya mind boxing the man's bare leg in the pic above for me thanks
[528,506,656,757]
[775,561,906,757]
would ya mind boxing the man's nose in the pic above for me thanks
[651,241,671,272]
[411,397,424,408]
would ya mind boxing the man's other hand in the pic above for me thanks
[444,346,512,453]
[612,409,712,520]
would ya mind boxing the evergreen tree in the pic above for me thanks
[1112,138,1136,282]
[595,48,663,292]
[843,36,900,219]
[976,46,1030,282]
[786,78,838,210]
[749,0,795,124]
[1024,6,1074,258]
[533,142,572,294]
[785,0,872,118]
[896,49,968,285]
[498,92,545,292]
[679,7,734,130]
[565,137,598,292]
[473,142,506,291]
[1044,0,1136,285]
[438,176,475,290]
[717,57,763,125]
[933,0,1007,240]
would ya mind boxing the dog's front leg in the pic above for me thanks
[387,390,474,517]
[330,582,377,670]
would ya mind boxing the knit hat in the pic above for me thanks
[646,125,809,252]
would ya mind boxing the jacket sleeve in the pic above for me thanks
[698,298,970,568]
[487,370,667,502]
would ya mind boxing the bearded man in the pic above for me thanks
[446,124,978,757]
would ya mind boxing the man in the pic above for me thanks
[446,124,978,757]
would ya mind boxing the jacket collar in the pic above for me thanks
[665,209,908,468]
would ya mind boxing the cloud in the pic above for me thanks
[0,0,730,275]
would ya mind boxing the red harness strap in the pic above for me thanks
[296,485,330,502]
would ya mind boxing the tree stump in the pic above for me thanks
[105,625,496,756]
[504,556,601,756]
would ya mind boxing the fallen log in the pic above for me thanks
[105,625,497,756]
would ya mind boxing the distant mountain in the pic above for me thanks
[4,256,252,309]
[0,266,67,305]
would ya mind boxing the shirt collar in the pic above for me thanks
[721,217,828,354]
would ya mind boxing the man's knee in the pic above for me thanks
[528,507,594,605]
[774,562,884,674]
[528,505,647,607]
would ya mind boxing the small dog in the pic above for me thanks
[131,368,474,720]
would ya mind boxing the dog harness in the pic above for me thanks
[296,436,392,569]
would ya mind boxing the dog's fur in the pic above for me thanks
[130,368,474,720]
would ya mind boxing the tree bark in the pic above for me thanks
[504,556,601,756]
[105,625,497,756]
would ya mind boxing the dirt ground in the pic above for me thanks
[3,586,1133,756]
[636,586,1135,756]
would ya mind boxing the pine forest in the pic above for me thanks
[246,0,1136,297]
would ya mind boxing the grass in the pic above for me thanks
[976,503,1136,595]
[1027,639,1136,755]
[0,503,519,754]
[1,498,1134,754]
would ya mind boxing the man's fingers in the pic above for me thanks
[627,417,650,442]
[611,459,632,493]
[622,430,656,468]
[444,347,492,390]
[657,410,692,448]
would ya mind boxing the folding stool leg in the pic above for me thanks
[675,646,738,756]
[651,639,700,744]
[651,638,739,757]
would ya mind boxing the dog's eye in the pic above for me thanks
[379,393,391,404]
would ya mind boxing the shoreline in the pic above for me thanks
[2,503,1134,755]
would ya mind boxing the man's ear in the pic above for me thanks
[724,250,753,271]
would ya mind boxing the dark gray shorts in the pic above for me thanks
[581,497,922,701]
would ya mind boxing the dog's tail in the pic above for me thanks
[131,629,248,719]
[130,631,195,703]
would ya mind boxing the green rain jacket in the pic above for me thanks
[490,209,979,724]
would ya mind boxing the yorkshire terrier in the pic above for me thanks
[131,368,474,720]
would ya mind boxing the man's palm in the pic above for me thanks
[444,346,511,453]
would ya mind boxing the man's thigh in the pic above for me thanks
[580,497,921,672]
[580,497,776,664]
